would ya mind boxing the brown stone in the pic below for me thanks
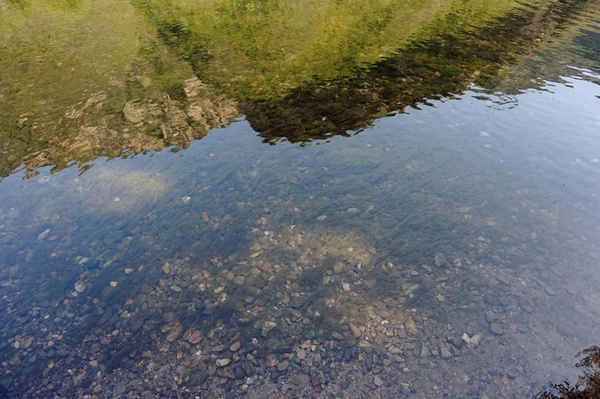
[265,353,279,367]
[349,323,362,338]
[311,375,322,392]
[229,341,241,352]
[296,348,306,360]
[166,322,183,342]
[188,330,203,344]
[405,317,418,335]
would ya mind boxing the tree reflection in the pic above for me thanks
[0,0,595,179]
[534,346,600,399]
[244,0,593,144]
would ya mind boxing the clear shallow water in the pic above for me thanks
[1,0,600,398]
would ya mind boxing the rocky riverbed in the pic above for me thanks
[1,208,596,398]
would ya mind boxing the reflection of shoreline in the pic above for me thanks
[2,77,238,180]
[1,0,596,179]
[243,0,596,145]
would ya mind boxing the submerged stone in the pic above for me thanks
[74,280,86,293]
[166,322,183,342]
[434,253,447,267]
[262,321,277,337]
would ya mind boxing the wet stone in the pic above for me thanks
[277,360,289,372]
[365,355,373,371]
[74,281,86,293]
[288,297,305,309]
[489,323,503,335]
[516,323,530,334]
[434,252,447,267]
[349,323,361,338]
[485,310,497,323]
[441,347,452,359]
[343,348,353,361]
[234,367,246,380]
[189,371,209,386]
[265,354,279,367]
[188,330,203,344]
[405,317,418,335]
[357,340,373,352]
[311,375,322,392]
[450,336,464,349]
[166,322,183,342]
[413,346,421,357]
[262,321,277,337]
[389,346,402,355]
[297,348,306,360]
[522,305,534,314]
[37,228,51,241]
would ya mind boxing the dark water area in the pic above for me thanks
[1,0,600,398]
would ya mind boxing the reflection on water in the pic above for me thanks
[1,0,600,398]
[1,0,597,177]
[534,346,600,398]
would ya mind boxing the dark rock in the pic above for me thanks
[485,311,497,323]
[264,338,291,354]
[194,302,205,312]
[413,346,421,357]
[450,336,464,349]
[365,356,373,371]
[189,371,209,386]
[0,338,9,352]
[288,297,306,309]
[343,348,353,361]
[234,367,246,380]
[0,377,12,397]
[516,323,529,334]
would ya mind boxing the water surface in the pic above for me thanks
[1,0,600,397]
